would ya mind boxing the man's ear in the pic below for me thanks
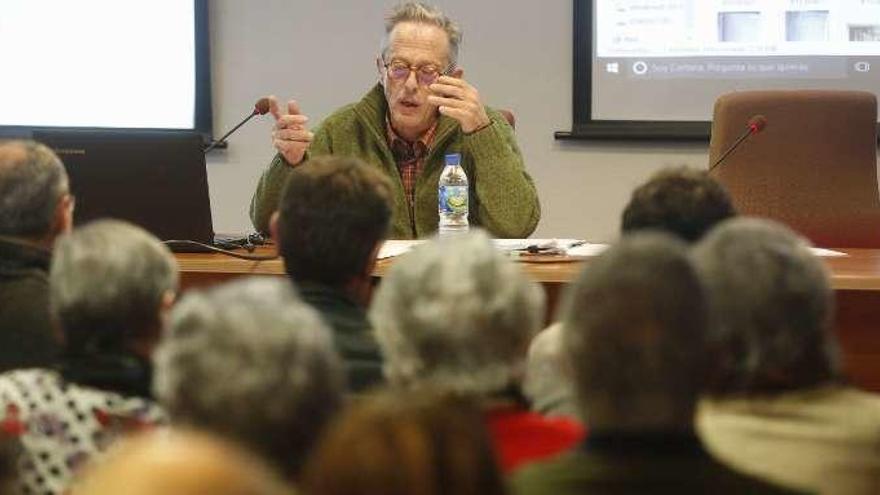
[450,67,464,79]
[58,194,74,234]
[376,56,386,86]
[346,240,384,307]
[45,194,74,246]
[156,289,176,336]
[161,289,176,311]
[362,240,383,279]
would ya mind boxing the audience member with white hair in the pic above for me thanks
[370,229,583,473]
[693,218,880,494]
[0,220,175,495]
[153,277,345,481]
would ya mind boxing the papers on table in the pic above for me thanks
[377,240,424,259]
[810,247,847,257]
[566,242,610,257]
[493,238,585,254]
[378,238,609,260]
[378,240,846,261]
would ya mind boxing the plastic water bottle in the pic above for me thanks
[438,153,469,236]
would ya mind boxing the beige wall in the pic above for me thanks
[207,0,709,242]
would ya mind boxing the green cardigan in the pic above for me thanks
[249,84,540,239]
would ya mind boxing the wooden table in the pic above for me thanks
[175,246,880,392]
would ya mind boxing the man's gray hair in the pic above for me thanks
[0,140,69,238]
[381,2,462,67]
[370,230,545,396]
[153,277,345,478]
[562,232,708,430]
[50,220,178,352]
[692,217,838,396]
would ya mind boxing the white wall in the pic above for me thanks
[207,0,709,242]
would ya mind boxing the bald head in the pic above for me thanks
[0,140,71,243]
[71,430,294,495]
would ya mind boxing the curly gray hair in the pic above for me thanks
[50,219,177,353]
[370,230,545,396]
[153,277,345,478]
[692,217,838,396]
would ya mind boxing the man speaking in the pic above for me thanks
[250,2,540,239]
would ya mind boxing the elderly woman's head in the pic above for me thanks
[692,217,838,396]
[370,230,545,396]
[50,220,178,358]
[153,277,345,479]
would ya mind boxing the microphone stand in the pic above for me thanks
[204,110,260,153]
[709,120,764,172]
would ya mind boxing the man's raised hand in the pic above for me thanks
[269,96,314,166]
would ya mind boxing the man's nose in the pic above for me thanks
[403,69,420,90]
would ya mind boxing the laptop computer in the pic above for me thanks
[33,129,215,251]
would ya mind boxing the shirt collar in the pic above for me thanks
[385,116,438,160]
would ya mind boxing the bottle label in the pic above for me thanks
[439,185,468,216]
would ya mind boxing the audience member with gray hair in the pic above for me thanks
[0,140,75,371]
[0,220,174,495]
[370,230,583,473]
[514,233,796,495]
[693,218,880,494]
[154,277,345,481]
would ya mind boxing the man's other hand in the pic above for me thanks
[268,96,314,166]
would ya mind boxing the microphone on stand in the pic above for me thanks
[709,115,768,172]
[204,97,271,153]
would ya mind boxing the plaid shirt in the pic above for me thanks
[386,119,438,216]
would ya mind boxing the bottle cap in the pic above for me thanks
[444,153,461,166]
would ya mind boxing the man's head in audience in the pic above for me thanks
[154,277,345,480]
[0,140,74,248]
[52,220,178,367]
[271,155,393,304]
[371,229,545,396]
[562,233,708,431]
[71,429,295,495]
[692,218,838,396]
[304,387,506,495]
[621,166,735,243]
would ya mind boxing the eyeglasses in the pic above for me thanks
[383,60,455,86]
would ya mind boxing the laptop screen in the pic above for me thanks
[33,130,214,244]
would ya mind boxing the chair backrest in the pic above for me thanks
[709,90,880,248]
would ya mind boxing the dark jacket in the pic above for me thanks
[0,237,60,372]
[512,432,807,495]
[299,283,383,392]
